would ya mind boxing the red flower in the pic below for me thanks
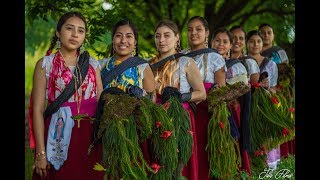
[187,130,194,135]
[160,131,172,140]
[276,84,284,90]
[219,121,225,129]
[282,128,290,137]
[155,121,162,128]
[251,82,260,89]
[163,101,171,111]
[254,151,263,156]
[289,107,295,112]
[271,97,279,105]
[150,163,161,174]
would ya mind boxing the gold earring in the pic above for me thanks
[131,46,136,56]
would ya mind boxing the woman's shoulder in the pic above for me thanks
[41,53,56,68]
[98,57,112,67]
[88,56,100,69]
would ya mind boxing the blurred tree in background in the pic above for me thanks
[25,0,295,58]
[25,0,295,94]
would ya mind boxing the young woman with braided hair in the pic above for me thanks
[29,11,104,179]
[149,19,206,180]
[183,16,227,180]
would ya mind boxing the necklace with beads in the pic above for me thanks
[59,50,90,128]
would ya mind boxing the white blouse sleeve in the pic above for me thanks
[269,61,278,87]
[41,54,55,78]
[208,53,226,73]
[245,58,260,75]
[138,63,148,80]
[89,56,100,70]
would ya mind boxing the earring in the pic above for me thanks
[205,37,208,48]
[131,46,136,56]
[56,39,61,49]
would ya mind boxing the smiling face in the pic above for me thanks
[247,34,263,56]
[155,25,179,56]
[113,24,136,58]
[56,16,86,51]
[231,28,245,54]
[187,19,209,50]
[211,32,232,58]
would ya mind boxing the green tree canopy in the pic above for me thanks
[25,0,295,59]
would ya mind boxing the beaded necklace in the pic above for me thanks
[59,50,87,128]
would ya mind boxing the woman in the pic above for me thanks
[246,30,280,169]
[30,12,104,179]
[96,19,156,179]
[183,16,227,180]
[149,19,206,180]
[228,25,262,176]
[211,27,254,177]
[259,23,289,64]
[230,25,260,84]
[99,19,155,94]
[259,23,295,158]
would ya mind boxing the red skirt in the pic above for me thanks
[33,98,105,180]
[181,102,198,180]
[229,101,251,176]
[280,138,295,158]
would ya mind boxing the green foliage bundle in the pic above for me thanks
[277,63,295,86]
[141,98,178,180]
[207,81,250,108]
[164,97,193,178]
[250,88,295,152]
[93,94,153,179]
[206,102,240,179]
[249,148,268,173]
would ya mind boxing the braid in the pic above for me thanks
[176,40,182,52]
[46,35,58,56]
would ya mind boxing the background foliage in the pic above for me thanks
[25,0,295,65]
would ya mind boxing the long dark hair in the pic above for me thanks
[110,19,139,57]
[187,16,209,31]
[46,12,87,55]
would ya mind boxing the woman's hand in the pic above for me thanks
[260,78,269,88]
[33,155,50,178]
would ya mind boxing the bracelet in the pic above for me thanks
[36,150,46,157]
[35,155,47,161]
